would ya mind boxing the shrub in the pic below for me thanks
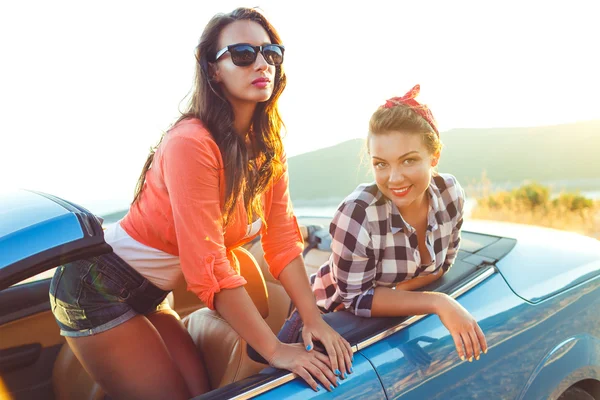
[511,182,550,210]
[552,192,594,212]
[470,181,599,239]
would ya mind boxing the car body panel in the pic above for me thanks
[0,190,83,269]
[359,272,521,399]
[495,233,600,304]
[0,190,110,290]
[519,334,600,400]
[359,271,600,399]
[465,220,600,303]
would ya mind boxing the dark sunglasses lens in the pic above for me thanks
[262,45,284,66]
[230,45,257,66]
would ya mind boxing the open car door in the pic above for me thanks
[0,190,110,400]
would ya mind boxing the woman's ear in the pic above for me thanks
[431,152,440,167]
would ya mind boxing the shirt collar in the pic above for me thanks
[374,190,406,234]
[389,200,406,234]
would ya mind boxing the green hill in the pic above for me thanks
[288,120,600,203]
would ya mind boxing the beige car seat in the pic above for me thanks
[182,247,270,389]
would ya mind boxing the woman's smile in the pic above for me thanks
[389,185,413,197]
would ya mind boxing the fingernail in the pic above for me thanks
[342,372,347,379]
[476,355,480,361]
[330,384,335,391]
[336,379,341,386]
[306,344,312,351]
[350,366,354,374]
[315,385,320,392]
[469,357,473,362]
[351,356,354,362]
[460,355,465,361]
[334,369,341,375]
[484,348,488,354]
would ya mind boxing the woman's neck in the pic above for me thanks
[231,100,257,138]
[398,192,429,226]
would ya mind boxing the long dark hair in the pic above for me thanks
[132,7,286,227]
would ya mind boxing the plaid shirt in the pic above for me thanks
[311,173,465,317]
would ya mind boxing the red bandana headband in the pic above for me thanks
[382,84,439,136]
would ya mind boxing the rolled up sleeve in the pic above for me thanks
[329,203,377,317]
[162,135,246,309]
[261,154,304,279]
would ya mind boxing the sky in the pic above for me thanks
[1,0,599,214]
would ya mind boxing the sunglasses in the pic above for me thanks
[214,43,285,67]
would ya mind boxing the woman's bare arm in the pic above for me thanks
[278,256,353,376]
[371,286,445,318]
[214,287,339,391]
[371,286,487,361]
[214,287,279,359]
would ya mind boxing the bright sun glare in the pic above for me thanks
[1,1,599,213]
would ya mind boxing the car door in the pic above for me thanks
[0,190,211,400]
[0,190,109,400]
[358,268,525,399]
[250,352,387,399]
[358,265,600,399]
[1,276,64,400]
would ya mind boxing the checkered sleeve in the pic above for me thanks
[329,202,378,317]
[442,177,465,272]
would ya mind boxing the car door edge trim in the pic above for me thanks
[356,265,497,350]
[231,374,297,400]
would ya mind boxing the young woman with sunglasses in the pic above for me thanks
[279,85,488,364]
[49,8,351,399]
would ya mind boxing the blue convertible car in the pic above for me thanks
[1,189,600,400]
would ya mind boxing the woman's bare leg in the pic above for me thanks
[147,309,211,396]
[66,315,191,400]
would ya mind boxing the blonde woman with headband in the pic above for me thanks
[280,85,487,364]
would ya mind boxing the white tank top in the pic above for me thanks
[103,218,262,290]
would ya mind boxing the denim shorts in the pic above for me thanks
[49,251,171,337]
[277,309,303,344]
[278,276,320,344]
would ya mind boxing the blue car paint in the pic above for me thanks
[358,272,600,399]
[253,352,387,400]
[0,190,83,269]
[518,334,600,400]
[464,220,600,303]
[0,190,70,237]
[495,233,600,303]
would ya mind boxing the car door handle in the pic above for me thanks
[0,343,42,373]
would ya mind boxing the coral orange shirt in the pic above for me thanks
[120,118,304,309]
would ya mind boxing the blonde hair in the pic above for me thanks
[367,104,442,156]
